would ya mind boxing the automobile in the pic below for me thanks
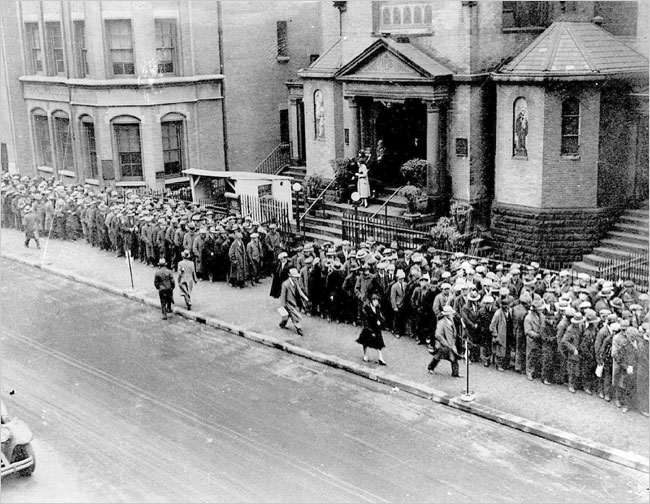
[1,399,36,478]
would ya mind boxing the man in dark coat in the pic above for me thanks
[461,290,482,362]
[270,251,291,298]
[278,267,309,336]
[562,312,584,393]
[325,259,346,323]
[154,257,175,320]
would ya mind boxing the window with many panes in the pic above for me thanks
[106,20,134,76]
[377,2,432,33]
[54,114,73,171]
[46,22,65,75]
[114,123,142,178]
[33,111,52,167]
[74,21,88,77]
[25,23,43,74]
[561,98,580,157]
[155,19,177,75]
[81,118,98,179]
[161,121,183,176]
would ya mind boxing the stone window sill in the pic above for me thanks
[165,176,189,184]
[36,166,54,173]
[85,178,99,186]
[511,155,528,161]
[561,155,580,161]
[116,180,146,187]
[277,56,290,63]
[59,170,76,178]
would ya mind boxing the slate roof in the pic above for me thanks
[298,39,342,78]
[498,21,648,80]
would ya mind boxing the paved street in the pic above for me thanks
[1,262,648,503]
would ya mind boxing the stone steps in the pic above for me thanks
[612,222,648,236]
[608,230,649,245]
[599,238,649,253]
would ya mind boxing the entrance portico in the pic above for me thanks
[335,39,452,195]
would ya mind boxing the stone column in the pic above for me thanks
[425,100,441,195]
[289,97,300,162]
[345,97,360,158]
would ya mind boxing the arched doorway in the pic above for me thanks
[370,99,426,186]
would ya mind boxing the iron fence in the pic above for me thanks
[342,211,431,250]
[240,193,292,236]
[597,251,649,290]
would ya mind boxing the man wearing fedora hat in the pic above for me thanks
[490,295,515,371]
[154,257,175,320]
[524,298,545,381]
[270,251,291,299]
[279,267,309,336]
[580,309,600,395]
[562,312,585,393]
[22,204,40,249]
[325,258,346,323]
[228,231,248,289]
[461,290,482,362]
[177,250,197,310]
[428,305,461,377]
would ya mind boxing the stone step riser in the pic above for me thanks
[587,248,641,262]
[619,215,649,226]
[599,240,649,254]
[607,232,649,245]
[612,223,648,236]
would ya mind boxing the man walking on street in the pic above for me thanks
[279,267,309,336]
[22,205,41,249]
[427,305,461,377]
[154,257,175,320]
[177,250,197,310]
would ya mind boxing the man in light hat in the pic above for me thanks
[246,232,264,285]
[325,257,346,323]
[513,290,532,374]
[562,312,585,393]
[154,257,175,320]
[192,227,209,281]
[390,269,408,337]
[228,231,248,289]
[22,205,40,249]
[177,250,197,310]
[264,222,284,275]
[524,298,545,381]
[279,267,309,336]
[270,251,291,299]
[427,305,461,377]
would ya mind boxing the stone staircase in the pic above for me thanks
[572,205,649,275]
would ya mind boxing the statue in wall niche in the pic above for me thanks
[314,90,325,139]
[514,97,528,157]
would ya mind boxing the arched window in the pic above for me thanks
[413,6,423,24]
[79,115,98,179]
[112,115,142,179]
[161,112,186,177]
[561,98,580,156]
[32,109,52,167]
[393,7,401,25]
[424,5,433,24]
[403,7,412,24]
[513,97,528,157]
[53,111,73,172]
[314,90,325,139]
[382,7,391,26]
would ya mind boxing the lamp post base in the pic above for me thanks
[458,391,475,402]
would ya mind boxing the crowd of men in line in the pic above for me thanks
[2,173,649,417]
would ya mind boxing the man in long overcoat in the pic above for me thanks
[177,249,198,310]
[228,231,248,288]
[270,251,291,298]
[427,306,460,377]
[278,267,309,336]
[490,296,514,371]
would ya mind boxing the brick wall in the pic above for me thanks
[490,203,625,264]
[541,85,600,208]
[494,84,545,208]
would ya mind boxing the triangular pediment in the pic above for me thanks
[350,49,425,80]
[336,39,452,82]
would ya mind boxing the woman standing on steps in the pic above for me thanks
[356,159,371,208]
[356,293,387,365]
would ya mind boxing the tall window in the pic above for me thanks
[106,20,134,76]
[276,20,288,60]
[81,117,98,179]
[502,2,551,30]
[114,122,142,179]
[54,113,73,171]
[32,111,52,167]
[161,120,183,176]
[74,21,88,77]
[155,19,177,75]
[25,23,43,74]
[561,98,580,156]
[46,22,65,75]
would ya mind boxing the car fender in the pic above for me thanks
[6,420,33,447]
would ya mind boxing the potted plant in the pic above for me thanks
[303,172,323,199]
[330,157,357,203]
[428,216,463,251]
[400,185,428,214]
[399,158,428,188]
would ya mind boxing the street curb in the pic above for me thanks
[3,251,648,474]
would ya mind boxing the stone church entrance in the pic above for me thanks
[364,99,427,187]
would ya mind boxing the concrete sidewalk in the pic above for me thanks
[1,228,648,473]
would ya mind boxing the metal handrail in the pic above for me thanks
[370,185,405,219]
[254,142,291,175]
[299,178,335,221]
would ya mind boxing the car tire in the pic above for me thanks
[12,443,35,477]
